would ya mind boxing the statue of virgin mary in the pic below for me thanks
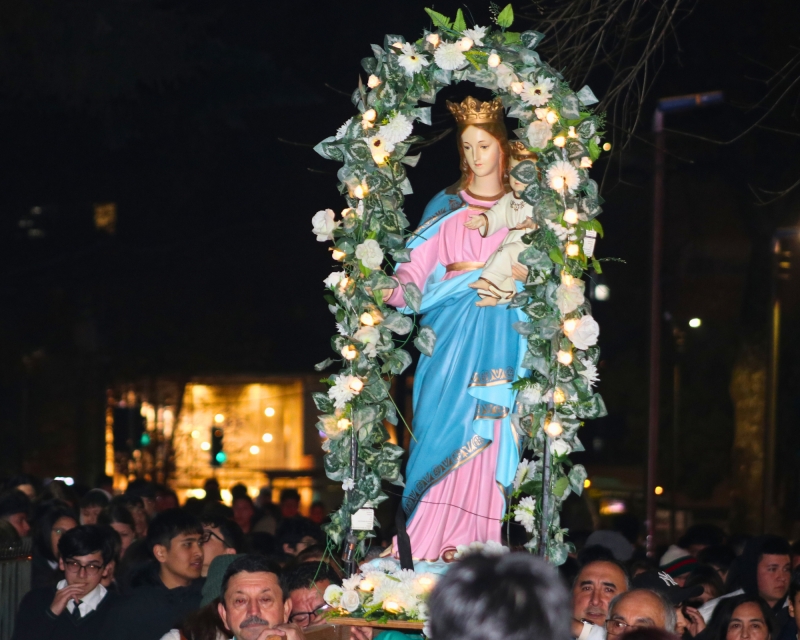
[383,97,528,561]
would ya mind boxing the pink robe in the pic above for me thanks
[388,191,510,561]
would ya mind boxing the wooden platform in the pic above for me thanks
[328,617,425,630]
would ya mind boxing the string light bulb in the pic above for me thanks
[580,156,593,168]
[563,208,578,225]
[553,388,566,404]
[360,578,374,591]
[487,53,501,68]
[367,75,381,89]
[456,37,473,51]
[557,350,573,366]
[331,249,346,261]
[603,142,612,151]
[545,416,563,437]
[360,312,375,326]
[562,272,575,286]
[510,82,524,94]
[550,175,565,190]
[563,318,578,334]
[341,345,358,361]
[553,135,566,148]
[337,418,352,430]
[348,378,364,393]
[426,33,440,47]
[363,109,377,122]
[383,600,401,614]
[353,184,368,199]
[568,126,578,138]
[566,243,580,257]
[546,111,559,125]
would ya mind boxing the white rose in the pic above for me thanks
[324,584,344,606]
[342,575,362,591]
[551,439,572,457]
[312,209,340,242]
[527,120,553,149]
[340,589,361,613]
[555,281,585,315]
[494,63,517,90]
[355,239,384,270]
[323,271,345,288]
[354,326,381,357]
[570,315,600,350]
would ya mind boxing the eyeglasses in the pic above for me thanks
[289,604,331,626]
[201,530,226,546]
[606,619,654,635]
[64,560,105,576]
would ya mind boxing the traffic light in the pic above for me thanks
[210,426,226,466]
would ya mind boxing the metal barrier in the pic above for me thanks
[0,540,32,640]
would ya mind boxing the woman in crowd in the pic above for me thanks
[30,500,78,588]
[99,503,137,557]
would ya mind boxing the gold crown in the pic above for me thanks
[509,140,538,160]
[446,96,505,125]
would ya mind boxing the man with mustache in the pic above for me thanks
[218,555,305,640]
[572,558,630,640]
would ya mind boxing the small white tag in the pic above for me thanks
[351,508,375,531]
[583,230,598,258]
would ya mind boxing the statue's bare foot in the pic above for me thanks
[468,279,486,290]
[475,296,499,307]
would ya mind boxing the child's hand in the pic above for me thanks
[464,214,486,230]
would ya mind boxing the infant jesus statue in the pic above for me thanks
[464,141,539,306]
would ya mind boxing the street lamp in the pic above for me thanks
[647,91,724,557]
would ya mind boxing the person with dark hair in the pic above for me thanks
[30,500,78,588]
[284,561,341,628]
[685,565,726,608]
[201,515,245,577]
[113,494,149,538]
[0,489,31,538]
[99,503,137,557]
[680,525,726,558]
[125,479,157,517]
[276,517,324,557]
[308,501,326,526]
[217,554,300,640]
[12,525,117,640]
[698,546,737,584]
[606,589,677,635]
[571,557,630,639]
[428,552,570,640]
[5,474,38,499]
[707,595,775,640]
[155,484,180,513]
[700,535,791,631]
[95,474,114,497]
[232,495,256,534]
[81,489,111,525]
[41,480,80,510]
[103,509,205,640]
[280,489,301,520]
[775,567,800,640]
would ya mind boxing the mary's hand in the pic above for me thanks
[511,261,528,282]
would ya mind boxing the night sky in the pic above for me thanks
[1,0,800,512]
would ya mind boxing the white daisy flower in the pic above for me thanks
[328,374,361,409]
[379,114,413,147]
[462,26,487,46]
[397,44,430,77]
[520,76,555,107]
[335,118,353,140]
[514,496,537,532]
[434,42,468,71]
[547,160,581,193]
[579,358,600,386]
[342,478,355,491]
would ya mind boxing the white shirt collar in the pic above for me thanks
[56,579,107,617]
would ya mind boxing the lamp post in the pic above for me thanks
[647,91,724,557]
[763,228,800,532]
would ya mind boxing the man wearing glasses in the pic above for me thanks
[284,561,373,640]
[201,515,245,577]
[12,525,117,640]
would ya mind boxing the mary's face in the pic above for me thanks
[460,125,502,179]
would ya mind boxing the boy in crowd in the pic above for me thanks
[13,525,117,640]
[103,509,205,640]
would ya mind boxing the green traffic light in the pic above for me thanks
[140,433,151,446]
[215,452,227,464]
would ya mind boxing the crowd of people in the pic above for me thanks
[1,475,799,640]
